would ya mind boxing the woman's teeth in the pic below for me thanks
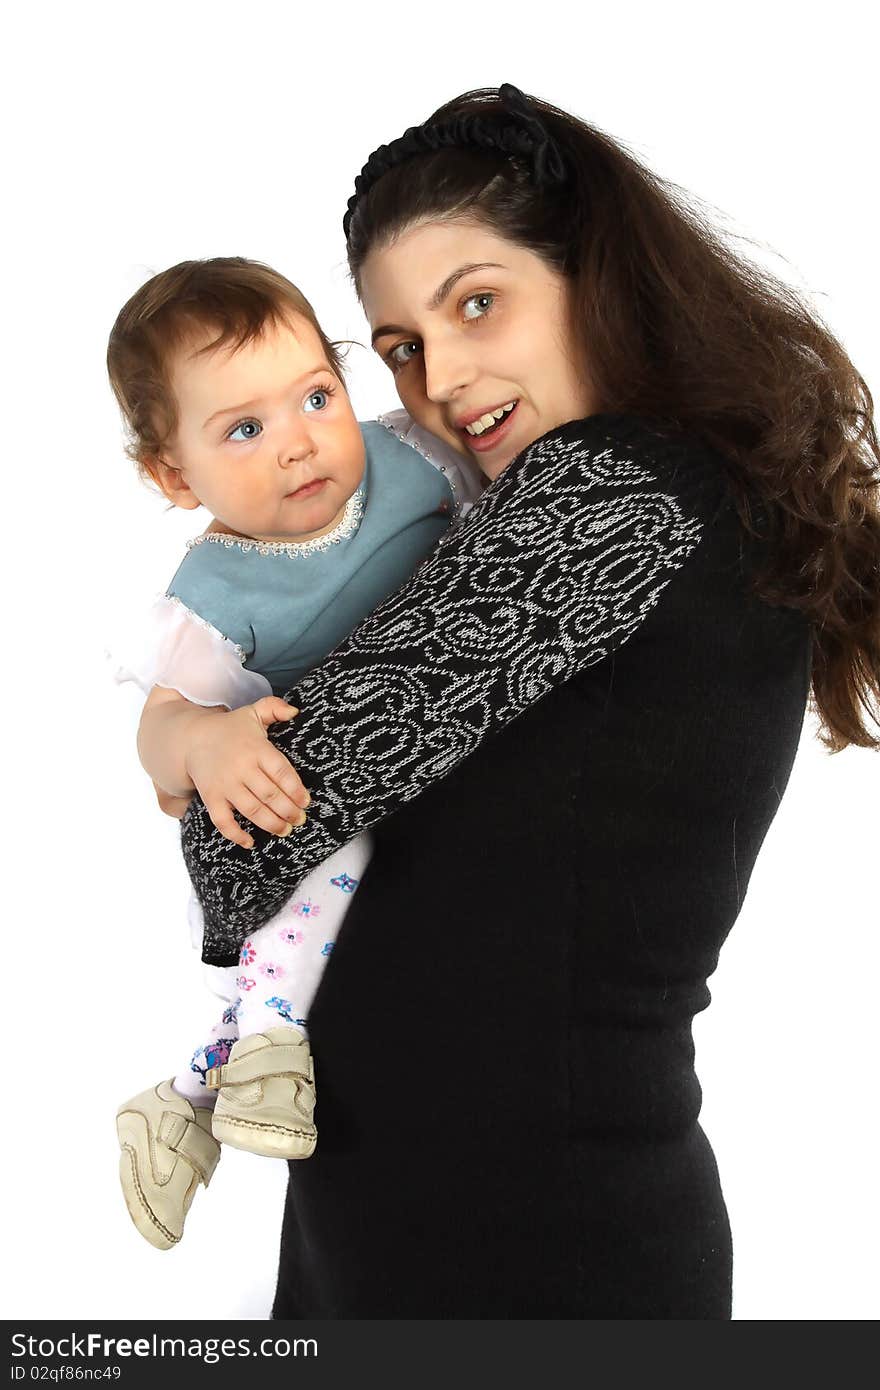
[464,401,518,436]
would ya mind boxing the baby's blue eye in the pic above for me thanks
[304,390,330,412]
[227,419,262,442]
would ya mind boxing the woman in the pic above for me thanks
[179,85,880,1317]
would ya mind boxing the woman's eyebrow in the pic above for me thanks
[427,262,505,310]
[202,364,332,428]
[370,262,505,346]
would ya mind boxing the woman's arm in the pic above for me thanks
[182,414,723,959]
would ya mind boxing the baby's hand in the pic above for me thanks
[152,780,193,820]
[185,697,310,849]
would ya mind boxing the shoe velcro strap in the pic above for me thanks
[158,1112,220,1187]
[210,1045,314,1089]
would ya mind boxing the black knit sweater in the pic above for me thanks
[181,413,773,961]
[180,414,810,1317]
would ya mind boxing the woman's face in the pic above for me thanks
[360,219,598,480]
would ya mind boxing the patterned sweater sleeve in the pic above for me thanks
[182,413,722,962]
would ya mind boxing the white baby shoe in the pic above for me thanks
[208,1027,317,1160]
[116,1080,221,1250]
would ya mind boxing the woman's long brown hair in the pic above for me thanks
[346,88,880,751]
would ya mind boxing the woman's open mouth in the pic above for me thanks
[458,400,519,452]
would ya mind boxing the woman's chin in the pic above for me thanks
[442,431,474,460]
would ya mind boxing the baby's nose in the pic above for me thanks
[279,425,316,464]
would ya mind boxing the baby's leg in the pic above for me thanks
[208,834,371,1158]
[172,965,241,1108]
[234,832,372,1040]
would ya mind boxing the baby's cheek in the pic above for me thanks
[343,420,367,488]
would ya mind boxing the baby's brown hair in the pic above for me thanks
[107,257,346,485]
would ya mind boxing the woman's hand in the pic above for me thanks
[184,697,311,849]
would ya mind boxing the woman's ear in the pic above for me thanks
[143,455,202,510]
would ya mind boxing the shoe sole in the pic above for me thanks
[211,1113,316,1160]
[116,1138,179,1251]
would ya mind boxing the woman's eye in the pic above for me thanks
[227,418,262,442]
[462,293,494,321]
[389,341,420,368]
[304,389,330,412]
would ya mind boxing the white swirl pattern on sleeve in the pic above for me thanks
[181,416,715,963]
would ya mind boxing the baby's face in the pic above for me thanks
[159,314,365,543]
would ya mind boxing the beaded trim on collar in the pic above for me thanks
[377,413,463,516]
[186,486,365,559]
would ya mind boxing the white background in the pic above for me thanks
[3,0,877,1321]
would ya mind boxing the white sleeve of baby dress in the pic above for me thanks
[377,408,486,522]
[108,594,273,709]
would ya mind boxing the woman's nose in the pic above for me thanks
[422,338,476,404]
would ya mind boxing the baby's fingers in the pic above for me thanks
[259,752,310,811]
[206,798,259,850]
[240,768,306,828]
[232,781,306,842]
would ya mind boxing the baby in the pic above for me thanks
[107,257,481,1250]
